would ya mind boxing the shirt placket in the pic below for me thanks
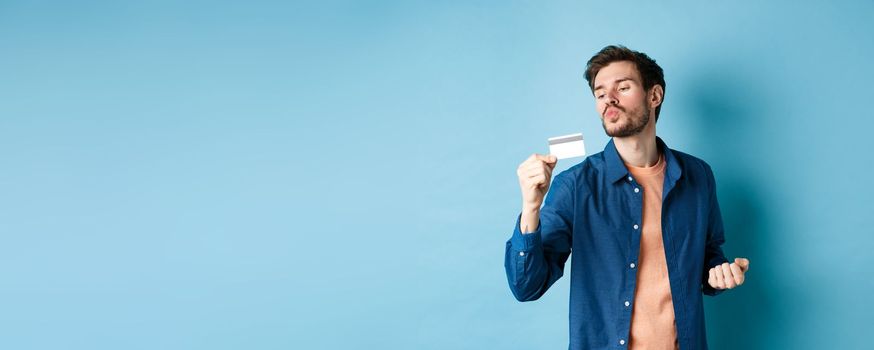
[618,174,644,347]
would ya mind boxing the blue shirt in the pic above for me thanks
[504,137,729,350]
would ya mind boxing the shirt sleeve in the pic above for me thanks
[701,163,730,296]
[504,172,574,302]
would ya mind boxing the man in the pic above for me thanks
[504,45,750,350]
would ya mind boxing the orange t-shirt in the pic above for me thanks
[625,153,679,350]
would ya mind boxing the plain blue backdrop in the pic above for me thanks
[1,1,872,349]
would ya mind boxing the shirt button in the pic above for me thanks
[625,301,630,307]
[620,339,626,345]
[633,224,639,230]
[634,187,640,193]
[627,176,633,182]
[519,251,525,256]
[630,263,636,268]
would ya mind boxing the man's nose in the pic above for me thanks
[605,91,619,105]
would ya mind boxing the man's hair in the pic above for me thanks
[584,45,666,121]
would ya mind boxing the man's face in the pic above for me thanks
[592,61,652,138]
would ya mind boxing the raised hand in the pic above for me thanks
[708,257,750,290]
[517,153,558,211]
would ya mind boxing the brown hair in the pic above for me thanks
[584,45,665,121]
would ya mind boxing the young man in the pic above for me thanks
[504,45,750,350]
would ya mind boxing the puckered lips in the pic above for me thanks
[604,107,622,122]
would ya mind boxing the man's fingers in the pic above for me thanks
[535,154,558,165]
[524,169,552,184]
[525,170,544,179]
[529,174,546,187]
[521,162,542,173]
[729,262,745,285]
[714,265,725,289]
[521,162,549,175]
[521,163,554,184]
[522,160,554,175]
[709,260,748,291]
[735,257,750,272]
[721,262,736,289]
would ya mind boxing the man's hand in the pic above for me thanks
[517,153,557,233]
[707,258,750,290]
[517,153,558,210]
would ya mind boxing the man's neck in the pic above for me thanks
[613,123,659,168]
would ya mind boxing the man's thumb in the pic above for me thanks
[734,257,750,272]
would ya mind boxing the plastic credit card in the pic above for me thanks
[548,133,586,160]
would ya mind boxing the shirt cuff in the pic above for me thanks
[510,212,542,251]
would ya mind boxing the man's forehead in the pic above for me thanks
[594,61,641,88]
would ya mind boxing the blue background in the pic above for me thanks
[2,1,872,349]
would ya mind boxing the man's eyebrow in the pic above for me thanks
[593,77,634,92]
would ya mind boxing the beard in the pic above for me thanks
[601,103,651,138]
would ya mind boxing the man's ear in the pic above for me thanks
[648,85,664,109]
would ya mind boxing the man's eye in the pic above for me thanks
[596,95,604,99]
[619,86,629,91]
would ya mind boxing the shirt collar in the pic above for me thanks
[604,136,682,185]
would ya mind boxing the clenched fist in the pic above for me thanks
[708,258,750,290]
[517,153,558,211]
